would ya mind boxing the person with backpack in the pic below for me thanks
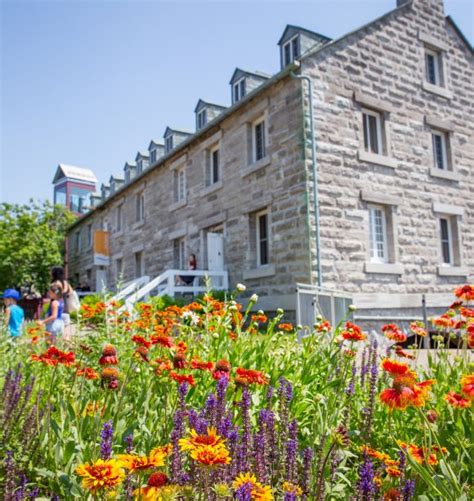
[50,266,80,338]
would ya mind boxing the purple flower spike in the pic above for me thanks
[124,433,134,453]
[100,420,113,459]
[357,453,375,498]
[235,483,253,500]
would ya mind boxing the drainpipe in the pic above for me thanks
[290,71,322,288]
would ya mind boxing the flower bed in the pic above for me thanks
[0,285,472,499]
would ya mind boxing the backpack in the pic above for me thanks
[65,290,81,313]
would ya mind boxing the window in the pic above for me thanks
[282,35,300,66]
[197,109,207,130]
[439,217,453,265]
[175,168,186,202]
[256,211,269,266]
[165,135,173,153]
[431,130,448,170]
[150,150,156,164]
[425,48,441,86]
[174,238,186,269]
[253,119,266,162]
[209,147,220,185]
[362,109,383,155]
[87,224,92,247]
[54,185,66,206]
[233,78,246,103]
[116,205,123,231]
[136,193,145,222]
[135,251,143,278]
[369,205,388,263]
[116,258,123,280]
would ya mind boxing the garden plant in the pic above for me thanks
[0,284,472,500]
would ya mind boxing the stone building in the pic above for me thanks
[67,0,473,319]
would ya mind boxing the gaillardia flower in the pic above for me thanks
[179,427,225,452]
[75,459,124,493]
[189,444,231,466]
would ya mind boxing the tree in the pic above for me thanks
[0,200,76,294]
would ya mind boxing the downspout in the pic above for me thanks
[290,71,322,288]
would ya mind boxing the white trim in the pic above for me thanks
[439,216,454,265]
[233,77,246,103]
[243,264,276,280]
[358,149,396,168]
[432,202,464,216]
[282,34,300,66]
[437,266,468,277]
[425,48,441,86]
[431,130,448,170]
[368,204,388,264]
[364,262,403,275]
[360,190,399,206]
[362,108,383,155]
[429,168,460,182]
[197,108,207,130]
[256,209,269,267]
[418,31,449,52]
[354,91,394,114]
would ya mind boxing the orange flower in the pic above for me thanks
[76,367,99,380]
[151,334,174,348]
[408,444,438,466]
[432,315,455,329]
[99,344,118,365]
[381,359,412,377]
[384,488,401,500]
[341,322,366,341]
[190,358,214,371]
[445,391,471,408]
[409,321,427,337]
[454,284,474,301]
[150,444,173,459]
[233,473,272,500]
[315,319,331,333]
[76,459,124,493]
[385,466,401,477]
[189,444,231,466]
[382,324,406,343]
[278,323,294,332]
[360,446,390,463]
[251,314,268,323]
[101,367,119,380]
[179,427,225,452]
[411,379,435,407]
[31,346,75,367]
[131,335,152,349]
[394,346,415,360]
[169,371,195,386]
[235,368,268,386]
[460,374,474,399]
[459,307,474,318]
[380,386,415,410]
[117,451,165,472]
[282,481,303,496]
[172,352,187,369]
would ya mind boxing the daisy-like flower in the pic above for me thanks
[382,324,407,343]
[76,367,99,380]
[151,334,174,348]
[278,323,294,332]
[454,284,474,302]
[169,371,195,386]
[341,321,366,341]
[431,315,455,329]
[150,444,173,459]
[179,427,225,452]
[101,367,120,380]
[75,459,124,493]
[99,344,118,365]
[460,374,474,399]
[190,358,214,371]
[385,466,401,477]
[235,368,268,386]
[233,473,273,500]
[282,481,303,496]
[409,321,427,337]
[394,346,416,360]
[31,346,75,366]
[182,310,200,325]
[117,450,166,472]
[380,359,413,377]
[445,391,471,408]
[459,307,474,318]
[189,444,231,467]
[133,472,180,501]
[131,335,152,349]
[360,446,391,464]
[407,444,439,466]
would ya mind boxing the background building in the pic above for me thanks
[53,164,97,214]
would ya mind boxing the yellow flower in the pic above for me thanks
[133,484,180,500]
[179,427,226,452]
[75,459,124,493]
[189,444,231,467]
[233,473,273,500]
[282,481,303,496]
[149,443,173,459]
[117,451,166,472]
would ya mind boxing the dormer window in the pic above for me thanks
[150,149,157,163]
[137,160,143,174]
[197,109,207,130]
[233,78,246,103]
[282,35,300,66]
[165,135,174,153]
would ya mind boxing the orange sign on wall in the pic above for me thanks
[93,230,110,266]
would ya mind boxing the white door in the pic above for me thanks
[96,269,107,293]
[207,232,224,271]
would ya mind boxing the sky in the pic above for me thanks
[1,0,472,205]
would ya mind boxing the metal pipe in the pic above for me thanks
[290,72,322,287]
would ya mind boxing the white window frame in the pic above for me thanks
[176,168,186,202]
[425,48,441,86]
[233,77,246,103]
[431,130,448,170]
[135,193,145,222]
[282,34,300,66]
[197,109,207,130]
[362,108,383,155]
[210,146,220,184]
[368,204,389,264]
[439,216,454,266]
[256,209,269,267]
[253,117,266,162]
[116,204,123,231]
[165,135,173,153]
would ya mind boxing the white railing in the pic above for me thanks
[109,276,150,303]
[122,269,228,312]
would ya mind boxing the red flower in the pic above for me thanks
[454,285,474,302]
[445,391,471,408]
[169,371,195,386]
[147,472,169,488]
[380,386,415,410]
[432,315,455,329]
[173,352,187,369]
[382,324,406,343]
[235,367,268,386]
[381,359,412,377]
[191,358,214,371]
[135,346,149,362]
[131,335,152,349]
[460,375,474,399]
[341,322,366,341]
[99,345,118,366]
[31,346,75,367]
[459,307,474,318]
[151,334,174,348]
[278,323,294,332]
[394,346,415,360]
[409,321,427,337]
[77,367,99,380]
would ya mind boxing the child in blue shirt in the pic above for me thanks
[37,283,64,342]
[2,289,25,338]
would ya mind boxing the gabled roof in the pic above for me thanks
[109,175,124,183]
[446,16,473,54]
[148,140,165,150]
[135,151,150,161]
[101,183,110,190]
[194,99,227,113]
[53,163,97,184]
[229,68,271,84]
[123,161,137,171]
[277,24,331,46]
[164,126,193,137]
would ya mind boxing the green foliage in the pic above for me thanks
[0,200,76,293]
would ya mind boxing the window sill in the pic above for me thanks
[429,167,460,182]
[364,262,403,275]
[201,180,223,196]
[358,149,397,169]
[133,220,145,230]
[421,81,453,100]
[169,199,187,211]
[243,264,276,280]
[241,155,271,178]
[437,265,468,277]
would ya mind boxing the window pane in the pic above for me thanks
[212,150,219,183]
[240,79,245,99]
[432,134,445,169]
[425,53,437,84]
[255,121,266,161]
[258,214,268,265]
[369,207,386,261]
[292,37,299,58]
[440,218,451,264]
[363,113,380,154]
[284,43,291,65]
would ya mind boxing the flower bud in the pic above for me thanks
[426,409,438,423]
[277,308,284,315]
[250,293,258,302]
[236,283,246,292]
[348,304,357,312]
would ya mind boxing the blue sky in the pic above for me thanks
[1,0,472,205]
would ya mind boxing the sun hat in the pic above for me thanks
[2,289,21,301]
